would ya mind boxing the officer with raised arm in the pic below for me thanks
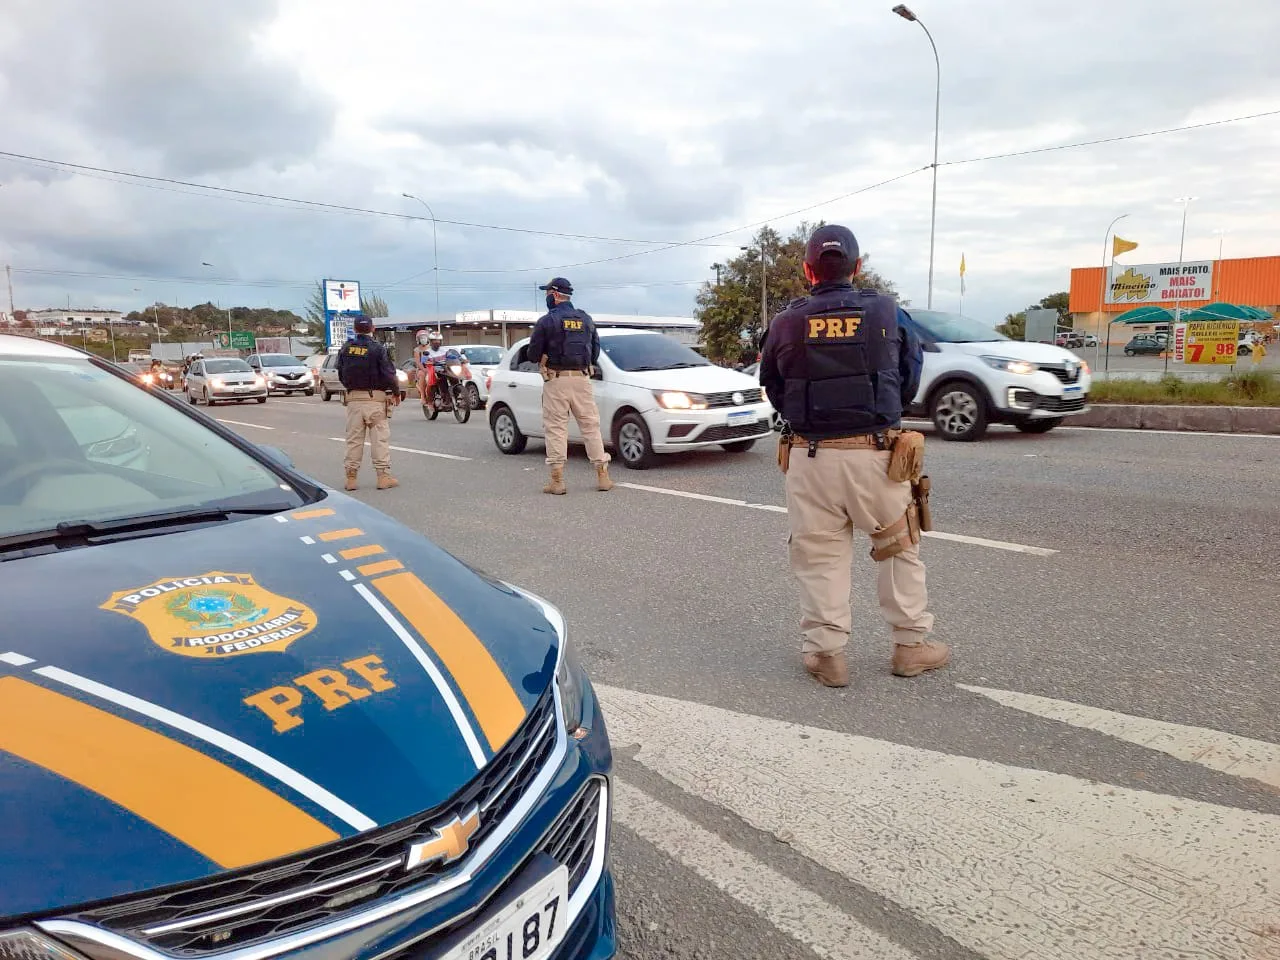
[760,225,947,688]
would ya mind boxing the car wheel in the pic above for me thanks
[304,388,315,397]
[614,412,656,469]
[203,387,213,407]
[1015,417,1064,434]
[1124,349,1135,357]
[320,383,332,401]
[1239,345,1251,357]
[721,440,756,453]
[491,406,528,454]
[466,383,483,410]
[930,382,988,442]
[187,389,196,405]
[256,397,267,404]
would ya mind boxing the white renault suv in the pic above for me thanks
[901,309,1092,441]
[487,330,773,468]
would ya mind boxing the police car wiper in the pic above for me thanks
[0,504,293,554]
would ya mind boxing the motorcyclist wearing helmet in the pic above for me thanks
[419,330,449,406]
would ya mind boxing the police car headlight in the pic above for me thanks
[0,928,92,960]
[655,390,708,411]
[981,356,1037,376]
[503,583,588,737]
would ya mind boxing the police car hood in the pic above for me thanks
[0,497,560,916]
[614,363,762,393]
[940,339,1085,365]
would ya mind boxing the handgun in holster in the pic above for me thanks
[539,357,552,383]
[776,422,793,474]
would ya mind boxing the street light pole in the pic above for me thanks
[1099,213,1128,373]
[403,194,441,333]
[1169,196,1197,373]
[893,4,941,310]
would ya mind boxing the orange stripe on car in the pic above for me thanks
[318,528,364,542]
[340,544,385,560]
[357,559,404,577]
[372,572,526,752]
[291,508,336,520]
[0,677,339,867]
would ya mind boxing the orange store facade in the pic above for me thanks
[1068,255,1280,341]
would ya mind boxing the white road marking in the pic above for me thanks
[619,481,1057,555]
[351,583,486,769]
[274,515,289,523]
[0,652,35,666]
[34,664,377,832]
[960,684,1280,790]
[599,684,1280,960]
[321,553,337,564]
[328,438,472,462]
[272,400,317,407]
[338,569,356,582]
[299,536,315,545]
[1061,426,1280,439]
[215,418,274,430]
[614,780,919,960]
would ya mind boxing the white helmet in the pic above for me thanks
[429,331,443,344]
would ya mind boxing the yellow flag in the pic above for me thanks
[959,254,966,276]
[1113,236,1139,258]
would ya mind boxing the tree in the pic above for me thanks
[695,222,900,363]
[997,311,1026,339]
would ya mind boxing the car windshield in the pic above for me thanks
[0,356,306,541]
[600,334,710,372]
[461,347,503,365]
[204,359,252,373]
[256,355,298,367]
[903,309,1009,344]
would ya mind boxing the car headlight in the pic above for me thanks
[1079,359,1090,375]
[253,376,266,387]
[0,928,89,960]
[396,369,409,382]
[654,390,708,410]
[980,356,1037,375]
[504,584,588,737]
[209,377,225,387]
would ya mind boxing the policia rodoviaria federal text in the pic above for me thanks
[760,224,948,689]
[337,314,400,492]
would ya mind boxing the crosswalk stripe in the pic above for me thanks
[614,780,919,960]
[599,684,1280,960]
[958,683,1280,789]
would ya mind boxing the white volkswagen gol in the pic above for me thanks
[487,330,773,468]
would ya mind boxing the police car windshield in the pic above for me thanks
[256,355,299,367]
[0,356,307,544]
[461,347,503,364]
[601,334,710,372]
[204,359,252,373]
[905,310,1009,344]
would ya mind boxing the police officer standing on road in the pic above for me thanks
[337,314,399,492]
[526,277,613,495]
[760,225,949,688]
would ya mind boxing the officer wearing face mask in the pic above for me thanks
[526,277,613,495]
[760,225,948,688]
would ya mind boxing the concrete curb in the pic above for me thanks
[1070,404,1280,434]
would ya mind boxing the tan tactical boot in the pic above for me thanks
[375,471,399,490]
[543,466,566,496]
[802,651,849,688]
[891,640,951,677]
[344,471,358,492]
[595,463,614,492]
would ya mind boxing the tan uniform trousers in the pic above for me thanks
[542,372,611,467]
[344,391,391,473]
[785,446,934,655]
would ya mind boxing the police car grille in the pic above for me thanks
[1039,364,1081,384]
[538,778,603,896]
[705,388,763,408]
[1037,394,1088,413]
[66,689,559,957]
[699,420,771,443]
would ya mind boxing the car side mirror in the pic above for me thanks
[257,444,295,469]
[921,340,941,353]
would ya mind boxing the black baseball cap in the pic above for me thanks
[538,277,573,295]
[804,225,860,268]
[352,314,373,332]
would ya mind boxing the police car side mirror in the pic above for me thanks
[921,341,941,353]
[257,444,295,470]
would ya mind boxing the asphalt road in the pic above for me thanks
[211,395,1280,960]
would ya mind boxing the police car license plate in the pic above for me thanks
[727,410,755,425]
[1063,385,1082,394]
[445,867,568,960]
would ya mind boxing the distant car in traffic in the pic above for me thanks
[456,344,505,409]
[185,357,267,405]
[318,351,408,402]
[487,330,773,469]
[1123,335,1165,356]
[247,352,316,396]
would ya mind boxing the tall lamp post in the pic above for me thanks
[1098,213,1128,372]
[892,4,941,310]
[200,262,233,347]
[1168,196,1197,372]
[402,194,442,333]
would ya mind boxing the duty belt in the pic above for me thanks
[547,369,587,378]
[789,429,901,452]
[347,389,388,397]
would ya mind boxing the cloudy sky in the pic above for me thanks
[1,0,1278,325]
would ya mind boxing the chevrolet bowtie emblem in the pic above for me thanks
[404,807,481,871]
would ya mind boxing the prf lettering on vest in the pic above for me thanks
[348,346,368,356]
[806,314,864,341]
[562,318,584,331]
[244,654,396,733]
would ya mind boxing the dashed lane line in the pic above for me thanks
[327,438,472,462]
[215,418,274,430]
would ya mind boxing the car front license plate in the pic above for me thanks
[1063,385,1082,394]
[445,866,568,960]
[727,410,754,425]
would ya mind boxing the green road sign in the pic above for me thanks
[214,331,256,350]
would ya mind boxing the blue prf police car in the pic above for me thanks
[0,335,616,960]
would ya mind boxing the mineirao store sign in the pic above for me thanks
[1105,261,1212,304]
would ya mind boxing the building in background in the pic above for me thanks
[1069,255,1280,340]
[26,308,129,328]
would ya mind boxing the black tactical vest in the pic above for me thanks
[547,305,595,369]
[781,289,903,436]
